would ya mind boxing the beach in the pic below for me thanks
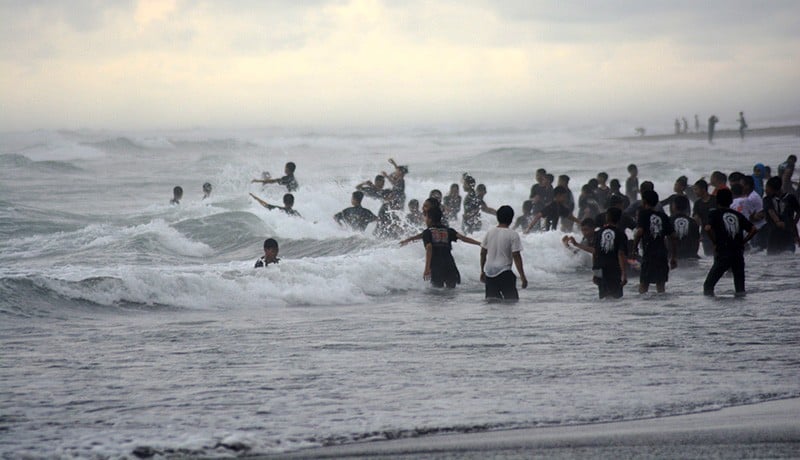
[273,398,800,459]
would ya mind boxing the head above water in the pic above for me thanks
[283,193,294,207]
[351,190,364,205]
[263,238,279,260]
[715,188,733,207]
[429,189,443,202]
[173,186,183,198]
[496,205,514,225]
[285,162,296,174]
[202,182,212,194]
[642,190,659,208]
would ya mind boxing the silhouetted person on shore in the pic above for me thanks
[681,117,688,134]
[737,111,747,140]
[170,186,183,205]
[694,114,700,133]
[674,118,681,135]
[708,115,719,144]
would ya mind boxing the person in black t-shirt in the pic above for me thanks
[525,186,580,233]
[255,238,280,268]
[334,191,378,232]
[250,193,301,217]
[670,195,700,259]
[593,208,629,299]
[251,162,298,192]
[763,176,800,254]
[420,207,481,288]
[633,190,677,293]
[692,179,717,256]
[703,189,757,297]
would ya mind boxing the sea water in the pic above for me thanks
[1,125,799,458]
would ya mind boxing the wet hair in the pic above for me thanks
[449,183,459,192]
[716,189,733,207]
[731,183,744,197]
[424,197,441,210]
[398,165,409,174]
[285,162,296,173]
[427,206,443,225]
[788,154,797,163]
[202,182,212,193]
[587,178,599,188]
[476,184,487,193]
[430,189,443,200]
[558,174,570,183]
[606,207,622,224]
[581,184,593,194]
[581,217,596,228]
[694,179,709,191]
[711,171,727,184]
[640,181,654,192]
[627,164,638,172]
[597,172,608,181]
[553,186,568,196]
[408,199,419,209]
[283,193,294,206]
[463,175,476,187]
[742,176,755,190]
[610,178,621,189]
[545,173,554,183]
[729,171,744,184]
[536,168,547,175]
[766,176,782,192]
[496,205,514,225]
[676,176,688,187]
[263,238,278,250]
[352,191,364,202]
[374,175,385,183]
[673,195,690,213]
[173,186,183,197]
[642,190,659,207]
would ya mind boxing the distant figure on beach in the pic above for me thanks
[250,193,301,217]
[703,189,756,297]
[674,118,681,135]
[708,115,719,143]
[255,238,280,268]
[635,127,646,136]
[481,206,528,301]
[420,206,481,288]
[737,112,748,140]
[626,164,639,203]
[633,190,677,294]
[695,114,700,132]
[251,162,298,192]
[334,191,377,232]
[170,186,183,205]
[202,182,212,199]
[592,207,629,299]
[681,117,689,134]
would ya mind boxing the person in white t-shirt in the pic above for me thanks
[480,206,528,301]
[742,176,767,250]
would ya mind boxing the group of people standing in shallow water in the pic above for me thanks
[206,153,799,301]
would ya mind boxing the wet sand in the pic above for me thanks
[616,125,800,141]
[267,398,800,459]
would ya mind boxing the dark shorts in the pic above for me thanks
[431,266,460,289]
[597,267,623,299]
[640,253,669,284]
[485,270,518,301]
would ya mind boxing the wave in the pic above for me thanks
[0,153,84,172]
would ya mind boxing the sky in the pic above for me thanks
[1,0,799,130]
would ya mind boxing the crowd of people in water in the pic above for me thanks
[172,153,799,301]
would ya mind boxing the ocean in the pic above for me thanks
[1,125,799,458]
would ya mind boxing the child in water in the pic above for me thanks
[421,206,481,288]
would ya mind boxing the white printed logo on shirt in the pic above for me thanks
[600,229,616,254]
[723,212,740,239]
[674,217,689,239]
[649,214,663,239]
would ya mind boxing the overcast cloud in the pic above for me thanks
[1,0,798,130]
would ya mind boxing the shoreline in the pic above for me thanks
[267,397,800,459]
[615,124,800,141]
